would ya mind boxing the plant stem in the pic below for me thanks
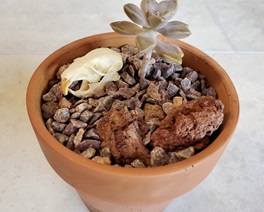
[138,50,152,80]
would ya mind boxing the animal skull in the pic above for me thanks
[60,48,123,98]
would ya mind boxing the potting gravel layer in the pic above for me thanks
[41,44,224,167]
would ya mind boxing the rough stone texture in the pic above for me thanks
[73,128,85,146]
[167,81,179,97]
[51,121,66,132]
[42,92,57,102]
[70,119,87,128]
[63,123,78,136]
[181,77,191,92]
[150,147,168,167]
[186,70,199,82]
[50,84,63,100]
[75,139,101,151]
[54,133,69,144]
[81,148,96,159]
[92,156,111,165]
[53,108,70,123]
[97,109,150,165]
[175,146,195,160]
[41,101,59,119]
[100,147,111,158]
[120,44,138,56]
[59,97,72,109]
[192,136,210,151]
[130,159,146,168]
[84,128,101,140]
[144,103,165,122]
[173,96,183,107]
[105,81,118,94]
[146,82,161,101]
[117,84,139,99]
[121,71,136,85]
[94,96,113,112]
[79,110,94,123]
[46,118,55,135]
[151,96,224,151]
[75,102,92,113]
[162,102,174,115]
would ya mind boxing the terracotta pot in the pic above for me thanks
[26,32,239,212]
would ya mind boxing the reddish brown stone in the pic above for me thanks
[150,96,224,151]
[97,109,150,165]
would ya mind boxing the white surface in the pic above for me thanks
[0,0,263,211]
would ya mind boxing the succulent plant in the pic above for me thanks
[111,0,191,80]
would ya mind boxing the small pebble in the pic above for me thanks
[131,159,146,168]
[92,156,111,165]
[81,148,96,159]
[175,147,195,160]
[53,108,70,123]
[181,78,191,92]
[43,92,57,102]
[150,147,168,167]
[162,102,174,115]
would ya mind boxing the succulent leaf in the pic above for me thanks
[140,0,159,18]
[124,3,149,27]
[136,31,157,53]
[110,21,144,35]
[155,39,183,64]
[147,13,167,29]
[158,0,178,20]
[157,21,191,39]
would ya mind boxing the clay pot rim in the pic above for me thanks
[27,32,239,177]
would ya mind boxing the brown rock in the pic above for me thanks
[146,82,161,101]
[42,92,57,102]
[50,84,63,100]
[51,121,66,132]
[70,119,87,128]
[144,103,165,122]
[54,133,69,144]
[162,102,174,115]
[75,102,92,113]
[105,81,118,94]
[59,97,72,109]
[117,84,139,99]
[121,72,136,85]
[81,148,96,159]
[150,147,168,167]
[150,96,224,151]
[173,96,183,107]
[175,146,195,160]
[53,108,70,123]
[192,136,210,151]
[63,123,78,136]
[96,109,150,165]
[92,156,111,165]
[80,110,94,123]
[41,101,59,119]
[75,139,101,151]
